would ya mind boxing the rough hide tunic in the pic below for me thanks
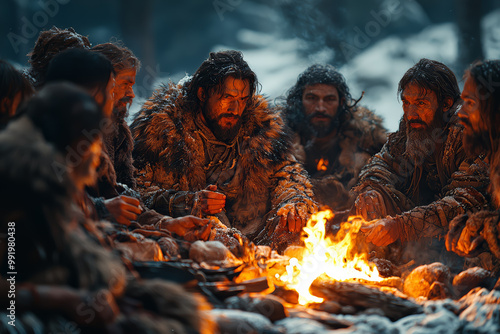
[446,140,500,268]
[87,111,136,200]
[103,109,136,189]
[291,106,387,210]
[353,106,490,243]
[131,83,317,250]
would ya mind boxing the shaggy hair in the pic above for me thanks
[398,58,460,121]
[466,60,500,157]
[465,60,500,208]
[131,83,317,249]
[283,64,355,138]
[27,26,91,88]
[92,42,141,72]
[185,50,258,112]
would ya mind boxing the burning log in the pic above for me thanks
[309,276,423,321]
[344,276,404,291]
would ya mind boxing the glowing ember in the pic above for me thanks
[277,210,382,305]
[316,158,329,171]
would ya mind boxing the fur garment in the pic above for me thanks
[131,83,317,249]
[290,105,387,210]
[353,106,490,242]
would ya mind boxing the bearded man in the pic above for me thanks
[92,42,139,190]
[131,50,317,250]
[283,64,387,210]
[446,60,500,267]
[355,59,489,252]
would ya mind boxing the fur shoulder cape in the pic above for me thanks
[131,83,294,191]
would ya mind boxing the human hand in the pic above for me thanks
[360,218,402,247]
[105,195,142,226]
[446,213,484,257]
[160,215,210,238]
[355,189,387,221]
[197,185,226,214]
[276,203,307,233]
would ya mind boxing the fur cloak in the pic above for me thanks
[290,105,387,210]
[0,116,209,334]
[87,112,136,200]
[103,110,136,189]
[445,141,500,267]
[353,105,490,242]
[131,83,317,248]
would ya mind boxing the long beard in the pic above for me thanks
[405,129,436,166]
[404,111,445,166]
[307,112,340,138]
[114,97,132,119]
[203,107,242,143]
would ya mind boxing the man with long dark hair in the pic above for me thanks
[282,64,387,210]
[446,60,500,264]
[355,59,489,256]
[132,50,317,250]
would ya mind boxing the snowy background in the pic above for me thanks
[128,4,500,132]
[2,0,500,132]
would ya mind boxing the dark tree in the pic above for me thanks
[118,0,156,94]
[455,0,484,73]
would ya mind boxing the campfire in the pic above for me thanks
[276,210,382,305]
[132,210,500,333]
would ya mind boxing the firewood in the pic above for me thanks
[309,276,423,321]
[344,276,404,291]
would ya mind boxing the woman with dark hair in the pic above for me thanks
[0,59,34,128]
[44,48,210,240]
[44,49,210,238]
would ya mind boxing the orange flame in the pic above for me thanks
[316,158,328,171]
[277,210,381,305]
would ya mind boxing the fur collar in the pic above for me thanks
[131,83,293,188]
